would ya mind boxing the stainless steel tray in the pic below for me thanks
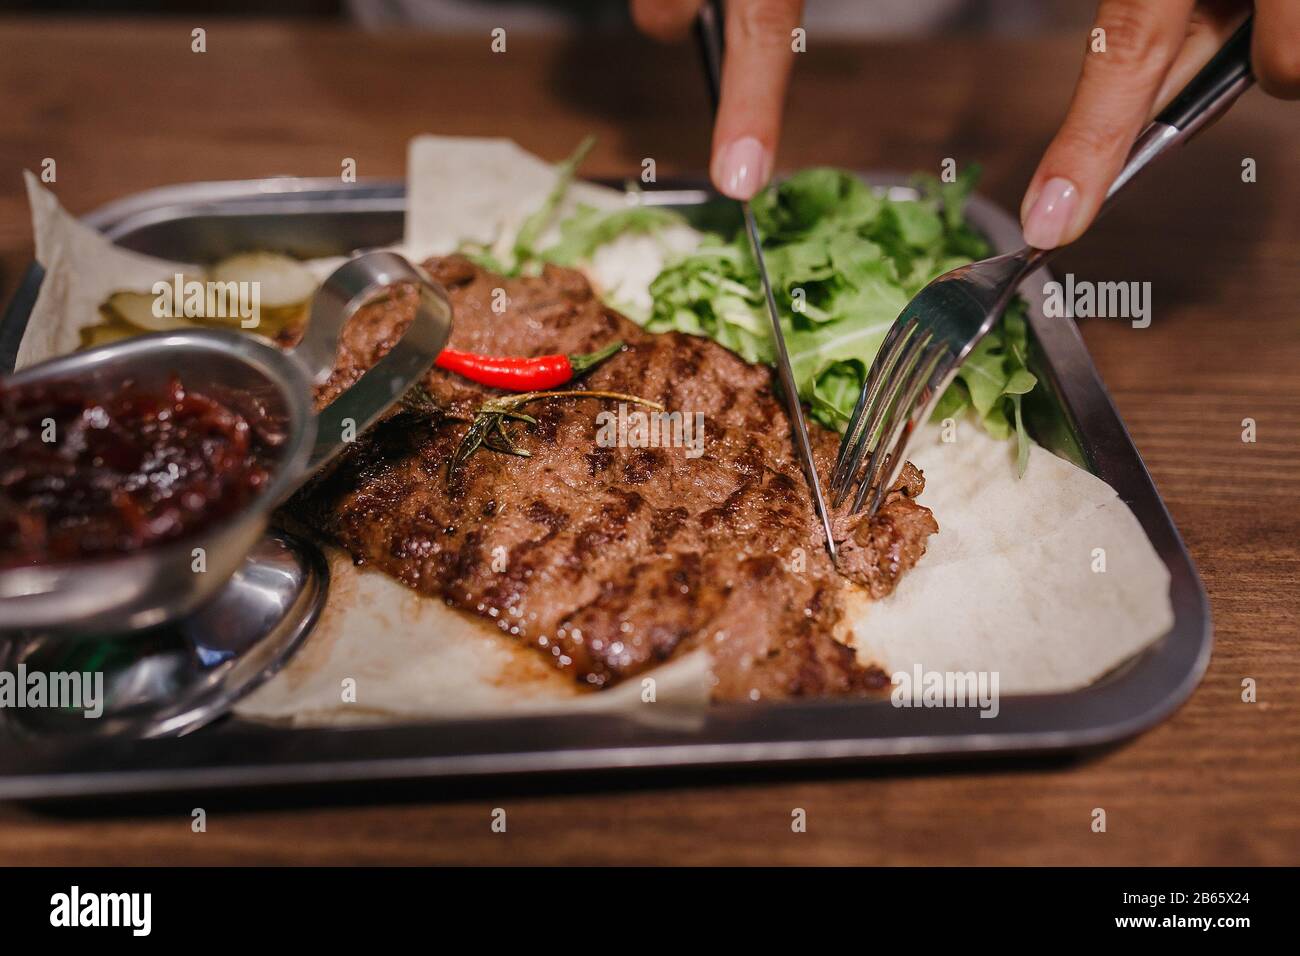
[0,175,1211,799]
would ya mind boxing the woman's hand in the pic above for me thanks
[631,0,804,200]
[1021,0,1300,250]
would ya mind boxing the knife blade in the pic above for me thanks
[694,1,838,561]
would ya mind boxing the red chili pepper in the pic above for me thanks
[434,340,624,391]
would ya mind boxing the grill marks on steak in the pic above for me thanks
[289,255,936,700]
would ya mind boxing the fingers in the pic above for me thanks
[711,0,804,199]
[1254,0,1300,99]
[629,0,703,41]
[1152,0,1250,114]
[1020,0,1195,250]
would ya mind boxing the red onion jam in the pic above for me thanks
[0,375,282,568]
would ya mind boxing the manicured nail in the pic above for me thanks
[712,136,772,200]
[1021,176,1079,250]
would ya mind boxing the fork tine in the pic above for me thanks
[853,344,950,514]
[840,327,932,509]
[831,321,924,505]
[849,340,931,513]
[833,335,922,508]
[830,316,917,498]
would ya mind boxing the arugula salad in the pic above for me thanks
[465,140,1037,468]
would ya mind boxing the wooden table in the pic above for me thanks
[0,17,1296,866]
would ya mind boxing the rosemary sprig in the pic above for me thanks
[449,389,665,482]
[401,384,443,417]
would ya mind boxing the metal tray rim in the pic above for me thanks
[0,175,1212,799]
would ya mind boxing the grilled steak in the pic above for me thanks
[288,256,937,700]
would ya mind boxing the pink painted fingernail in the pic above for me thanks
[1021,176,1079,250]
[712,136,772,200]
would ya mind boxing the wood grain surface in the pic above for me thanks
[0,17,1296,866]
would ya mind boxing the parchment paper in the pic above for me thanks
[16,170,201,369]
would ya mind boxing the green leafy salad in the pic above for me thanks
[465,140,1037,468]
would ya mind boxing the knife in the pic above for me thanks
[693,0,838,561]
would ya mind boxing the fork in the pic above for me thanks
[831,16,1255,518]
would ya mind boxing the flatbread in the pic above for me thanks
[848,420,1173,693]
[404,134,623,259]
[237,548,712,728]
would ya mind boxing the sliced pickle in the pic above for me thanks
[255,300,310,338]
[90,253,317,343]
[209,252,317,310]
[103,289,196,332]
[79,317,139,349]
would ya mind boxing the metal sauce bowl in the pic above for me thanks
[0,251,452,635]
